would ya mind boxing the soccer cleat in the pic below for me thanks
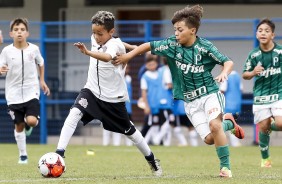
[56,149,66,158]
[224,113,245,139]
[219,167,232,178]
[147,159,162,177]
[18,155,28,164]
[25,125,33,137]
[261,158,272,168]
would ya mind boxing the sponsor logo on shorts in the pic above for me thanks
[207,108,219,115]
[78,98,88,108]
[8,110,15,120]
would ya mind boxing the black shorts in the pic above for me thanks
[73,88,134,135]
[8,98,40,124]
[173,114,193,128]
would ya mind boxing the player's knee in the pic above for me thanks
[209,120,221,134]
[204,134,214,145]
[26,116,38,127]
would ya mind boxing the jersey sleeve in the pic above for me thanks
[243,53,255,72]
[208,45,230,65]
[105,39,123,59]
[150,36,177,58]
[140,77,148,90]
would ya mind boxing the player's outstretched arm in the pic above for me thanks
[74,42,112,62]
[112,42,151,66]
[214,60,233,82]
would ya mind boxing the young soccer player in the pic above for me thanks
[0,18,50,164]
[113,5,245,178]
[55,11,162,176]
[242,18,282,168]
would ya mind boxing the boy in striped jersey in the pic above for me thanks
[243,18,282,168]
[113,5,245,178]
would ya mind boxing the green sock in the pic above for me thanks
[222,120,234,132]
[270,120,280,131]
[216,145,230,169]
[259,131,270,159]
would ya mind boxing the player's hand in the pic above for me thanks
[253,65,264,76]
[74,42,88,55]
[214,72,228,83]
[0,65,9,75]
[40,81,50,96]
[112,53,130,66]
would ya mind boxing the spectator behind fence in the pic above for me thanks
[55,10,162,176]
[220,70,243,147]
[113,4,245,178]
[242,18,282,168]
[140,55,161,144]
[0,18,50,164]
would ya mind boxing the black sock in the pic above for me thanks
[25,123,31,131]
[145,152,155,162]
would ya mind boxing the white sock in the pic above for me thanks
[163,128,172,146]
[127,129,151,156]
[112,132,121,146]
[153,121,171,145]
[103,129,111,146]
[144,125,158,144]
[174,126,188,146]
[14,130,27,156]
[57,108,83,150]
[189,129,199,147]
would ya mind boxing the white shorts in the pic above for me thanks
[253,100,282,124]
[184,92,225,140]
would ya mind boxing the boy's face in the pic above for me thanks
[146,60,158,71]
[92,24,114,45]
[256,23,274,45]
[173,21,196,46]
[9,23,29,42]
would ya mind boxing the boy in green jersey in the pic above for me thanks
[113,5,245,178]
[242,18,282,168]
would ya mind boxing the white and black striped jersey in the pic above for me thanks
[0,43,44,105]
[84,36,129,103]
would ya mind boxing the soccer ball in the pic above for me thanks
[38,152,66,178]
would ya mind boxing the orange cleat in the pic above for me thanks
[224,113,245,139]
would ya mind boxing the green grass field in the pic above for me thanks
[0,144,281,184]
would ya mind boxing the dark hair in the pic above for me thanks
[10,18,29,31]
[146,54,158,63]
[91,11,115,32]
[256,18,275,33]
[171,5,203,33]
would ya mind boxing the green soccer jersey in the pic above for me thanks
[243,43,282,105]
[150,36,230,102]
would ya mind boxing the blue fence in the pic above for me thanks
[0,18,282,144]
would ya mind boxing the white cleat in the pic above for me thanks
[147,159,162,177]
